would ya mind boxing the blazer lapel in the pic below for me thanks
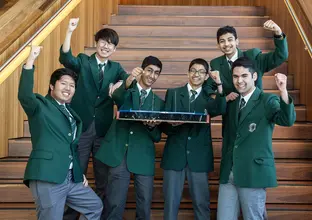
[89,54,100,91]
[180,85,190,112]
[238,88,262,125]
[100,60,113,93]
[142,90,156,111]
[220,56,233,87]
[67,105,82,142]
[46,95,70,122]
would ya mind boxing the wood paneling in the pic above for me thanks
[119,0,254,6]
[253,0,312,120]
[0,0,118,157]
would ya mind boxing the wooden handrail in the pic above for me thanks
[284,0,312,58]
[0,0,82,85]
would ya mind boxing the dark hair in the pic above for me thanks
[217,25,238,43]
[188,58,209,73]
[95,28,119,46]
[141,56,162,73]
[48,68,78,94]
[232,57,256,75]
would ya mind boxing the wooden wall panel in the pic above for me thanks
[119,0,254,6]
[0,0,118,157]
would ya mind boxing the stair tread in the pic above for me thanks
[104,25,274,37]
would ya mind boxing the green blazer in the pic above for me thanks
[204,36,288,95]
[161,85,226,172]
[220,88,296,188]
[18,67,83,187]
[59,47,129,137]
[95,82,164,176]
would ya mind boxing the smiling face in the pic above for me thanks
[139,65,161,89]
[232,66,257,97]
[218,33,239,59]
[50,75,76,104]
[95,39,116,61]
[188,63,208,90]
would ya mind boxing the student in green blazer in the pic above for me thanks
[217,57,296,220]
[204,20,288,100]
[18,46,102,220]
[59,18,133,219]
[95,56,164,220]
[161,58,226,220]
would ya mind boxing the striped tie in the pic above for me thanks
[140,89,147,108]
[98,63,105,83]
[59,105,76,139]
[190,90,197,103]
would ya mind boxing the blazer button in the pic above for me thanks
[234,145,238,149]
[125,144,128,147]
[236,133,240,138]
[97,96,100,99]
[68,133,72,136]
[69,155,73,159]
[130,131,133,135]
[188,137,191,140]
[187,150,190,154]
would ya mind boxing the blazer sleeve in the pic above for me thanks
[116,63,129,81]
[254,35,288,73]
[18,67,40,116]
[206,93,227,118]
[111,81,131,108]
[265,94,296,126]
[59,46,82,73]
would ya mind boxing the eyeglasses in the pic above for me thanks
[189,68,207,76]
[98,40,115,50]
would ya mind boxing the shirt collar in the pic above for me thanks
[226,49,238,63]
[136,83,151,96]
[240,87,256,104]
[95,55,108,66]
[187,83,202,96]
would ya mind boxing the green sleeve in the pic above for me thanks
[18,67,39,116]
[59,45,82,73]
[265,94,296,126]
[255,35,288,73]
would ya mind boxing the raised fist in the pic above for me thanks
[68,18,79,32]
[275,73,287,92]
[263,20,282,36]
[209,70,221,84]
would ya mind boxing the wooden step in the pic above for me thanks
[85,48,271,61]
[120,61,288,76]
[110,15,269,27]
[22,118,309,139]
[118,37,275,50]
[9,138,312,159]
[1,181,311,204]
[118,5,266,16]
[2,158,312,182]
[1,207,312,220]
[152,89,300,104]
[104,26,273,38]
[152,75,294,90]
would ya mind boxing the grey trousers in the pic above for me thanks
[106,157,154,220]
[217,171,267,220]
[163,167,210,220]
[64,121,108,220]
[29,170,103,220]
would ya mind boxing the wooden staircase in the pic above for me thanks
[1,5,312,220]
